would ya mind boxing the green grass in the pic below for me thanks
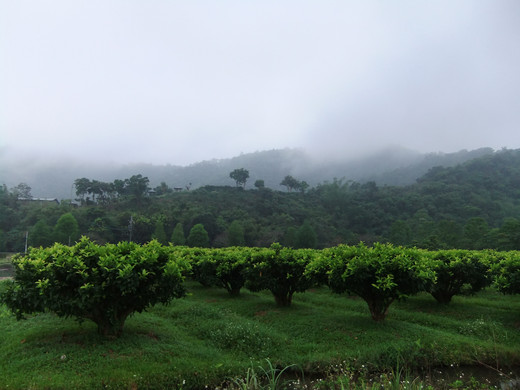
[0,281,519,389]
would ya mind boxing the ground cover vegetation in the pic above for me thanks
[0,241,519,388]
[2,150,520,253]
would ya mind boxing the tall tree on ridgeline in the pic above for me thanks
[280,175,296,191]
[229,168,249,188]
[126,174,150,200]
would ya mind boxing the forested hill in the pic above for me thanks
[2,148,520,253]
[0,146,494,199]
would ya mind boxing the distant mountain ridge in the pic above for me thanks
[0,146,497,200]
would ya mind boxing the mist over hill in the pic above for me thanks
[0,146,495,200]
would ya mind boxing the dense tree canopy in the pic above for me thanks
[53,213,80,245]
[1,149,520,251]
[171,223,186,246]
[227,220,245,246]
[187,224,210,247]
[1,238,187,337]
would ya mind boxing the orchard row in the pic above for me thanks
[1,238,518,336]
[178,243,519,320]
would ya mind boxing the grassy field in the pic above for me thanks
[0,280,519,389]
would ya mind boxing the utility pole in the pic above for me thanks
[128,215,134,242]
[24,231,28,254]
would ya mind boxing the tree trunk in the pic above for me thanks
[431,289,454,304]
[96,320,125,338]
[274,292,293,307]
[366,298,392,322]
[90,311,131,338]
[228,286,241,297]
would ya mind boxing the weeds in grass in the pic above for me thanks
[260,358,299,390]
[458,317,504,340]
[231,363,262,390]
[228,360,449,390]
[229,359,299,390]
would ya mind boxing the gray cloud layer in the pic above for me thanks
[2,1,519,165]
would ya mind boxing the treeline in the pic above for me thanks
[1,149,520,252]
[178,243,520,312]
[73,174,152,204]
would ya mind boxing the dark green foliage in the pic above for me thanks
[171,222,186,245]
[213,247,251,296]
[30,219,53,247]
[227,220,245,247]
[187,224,210,247]
[296,221,317,249]
[245,243,315,306]
[282,226,298,247]
[298,180,309,193]
[463,217,490,249]
[74,175,149,204]
[87,216,116,244]
[187,247,219,287]
[324,243,435,321]
[387,220,412,246]
[53,212,80,245]
[0,238,188,337]
[428,250,491,303]
[154,181,172,195]
[229,168,249,188]
[186,247,250,295]
[74,177,91,200]
[280,175,300,192]
[435,219,463,249]
[122,174,150,200]
[491,251,520,295]
[130,215,154,244]
[152,220,167,244]
[497,218,520,250]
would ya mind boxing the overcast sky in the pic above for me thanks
[2,1,519,166]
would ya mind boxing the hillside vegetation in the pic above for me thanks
[1,148,520,252]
